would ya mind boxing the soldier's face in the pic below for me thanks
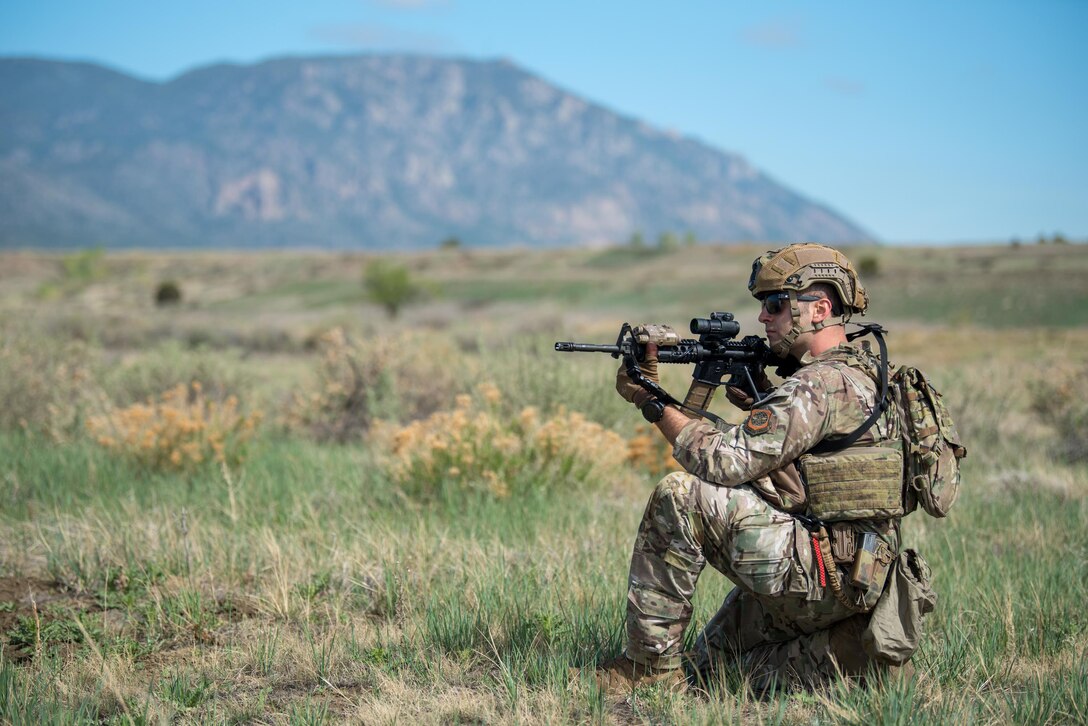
[758,294,794,344]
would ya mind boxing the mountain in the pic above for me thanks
[0,55,873,249]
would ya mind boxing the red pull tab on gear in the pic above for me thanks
[812,534,827,588]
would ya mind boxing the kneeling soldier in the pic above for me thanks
[600,243,919,695]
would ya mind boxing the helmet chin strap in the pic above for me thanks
[769,290,849,358]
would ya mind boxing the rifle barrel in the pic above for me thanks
[554,342,622,354]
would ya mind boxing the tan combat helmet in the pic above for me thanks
[748,243,869,356]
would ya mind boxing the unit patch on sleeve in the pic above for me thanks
[744,408,775,436]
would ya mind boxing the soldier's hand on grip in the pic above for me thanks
[724,368,773,410]
[615,344,659,407]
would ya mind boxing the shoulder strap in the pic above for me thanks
[808,324,890,456]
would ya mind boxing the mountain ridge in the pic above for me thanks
[0,54,874,249]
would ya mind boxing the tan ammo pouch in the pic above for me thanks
[862,549,937,664]
[799,446,904,522]
[849,532,896,610]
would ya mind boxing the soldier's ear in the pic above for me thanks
[811,296,834,323]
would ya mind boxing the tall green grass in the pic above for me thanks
[1,244,1086,723]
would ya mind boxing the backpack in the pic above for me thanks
[893,365,966,518]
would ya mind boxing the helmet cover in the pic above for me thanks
[748,243,868,315]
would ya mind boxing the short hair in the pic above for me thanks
[802,283,843,317]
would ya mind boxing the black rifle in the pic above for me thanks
[555,312,780,425]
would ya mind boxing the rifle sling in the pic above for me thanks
[625,354,729,428]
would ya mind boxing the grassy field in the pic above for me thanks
[0,241,1086,724]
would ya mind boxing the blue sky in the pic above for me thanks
[2,0,1085,243]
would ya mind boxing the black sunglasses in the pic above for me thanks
[761,292,821,315]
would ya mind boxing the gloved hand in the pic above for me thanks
[724,368,773,410]
[615,345,659,408]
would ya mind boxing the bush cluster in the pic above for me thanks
[283,327,462,442]
[86,381,262,471]
[154,280,182,306]
[626,424,680,476]
[0,330,101,440]
[102,341,250,407]
[372,383,629,499]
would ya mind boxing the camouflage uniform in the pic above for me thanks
[625,343,901,693]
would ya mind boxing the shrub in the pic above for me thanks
[100,341,249,408]
[626,424,680,476]
[363,259,421,318]
[1031,365,1088,463]
[0,328,102,440]
[283,327,462,442]
[86,381,261,471]
[858,255,881,278]
[372,383,629,499]
[479,333,636,427]
[155,280,182,306]
[61,247,105,283]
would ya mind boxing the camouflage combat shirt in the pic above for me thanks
[672,343,895,507]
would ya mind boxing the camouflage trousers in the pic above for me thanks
[625,471,882,693]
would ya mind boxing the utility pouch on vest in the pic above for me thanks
[849,533,895,609]
[829,525,856,563]
[799,447,905,521]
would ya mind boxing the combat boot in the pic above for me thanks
[591,654,687,695]
[882,660,916,683]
